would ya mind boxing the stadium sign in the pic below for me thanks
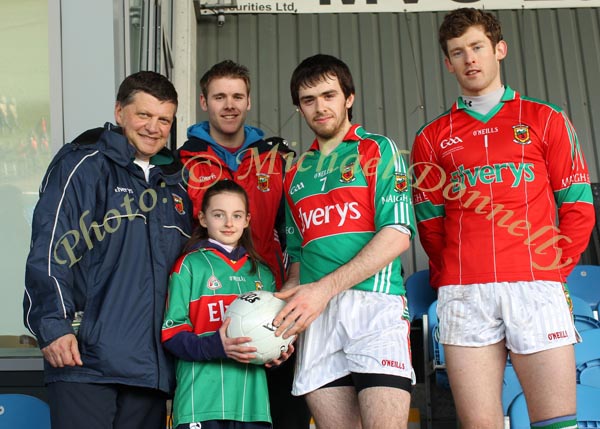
[199,0,600,14]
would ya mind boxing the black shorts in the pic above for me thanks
[320,372,413,394]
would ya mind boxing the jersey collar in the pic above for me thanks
[307,124,363,152]
[454,85,518,111]
[453,86,519,123]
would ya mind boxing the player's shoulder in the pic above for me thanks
[172,248,210,273]
[416,108,452,137]
[519,94,564,114]
[285,149,316,178]
[355,126,397,153]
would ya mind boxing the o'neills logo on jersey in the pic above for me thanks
[513,124,531,145]
[299,202,361,233]
[340,163,356,183]
[207,275,222,290]
[257,173,270,192]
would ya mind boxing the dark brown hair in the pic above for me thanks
[438,8,503,58]
[199,60,251,98]
[116,71,178,108]
[290,54,355,121]
[182,180,266,274]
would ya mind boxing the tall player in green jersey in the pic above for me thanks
[274,54,416,429]
[411,8,594,429]
[162,180,292,429]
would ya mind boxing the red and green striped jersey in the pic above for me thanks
[162,248,274,427]
[284,124,415,295]
[411,86,594,287]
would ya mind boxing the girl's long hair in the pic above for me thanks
[182,180,267,274]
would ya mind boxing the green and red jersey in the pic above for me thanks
[162,247,275,427]
[411,86,594,287]
[284,124,415,295]
[179,125,287,289]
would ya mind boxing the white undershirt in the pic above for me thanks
[208,238,235,253]
[133,158,154,182]
[461,86,505,116]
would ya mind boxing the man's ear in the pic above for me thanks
[345,93,355,110]
[495,40,508,61]
[200,94,208,112]
[114,102,123,125]
[444,56,455,74]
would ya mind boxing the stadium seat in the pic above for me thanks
[575,328,600,389]
[423,300,449,392]
[0,394,50,427]
[567,265,600,317]
[502,364,522,416]
[405,269,437,321]
[403,269,438,429]
[426,301,447,379]
[508,384,600,428]
[421,299,448,429]
[572,295,600,332]
[572,294,595,318]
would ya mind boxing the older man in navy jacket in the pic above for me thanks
[24,71,193,429]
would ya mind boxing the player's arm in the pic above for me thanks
[281,262,300,292]
[411,132,446,285]
[546,110,595,275]
[279,182,302,294]
[275,228,410,337]
[275,137,412,337]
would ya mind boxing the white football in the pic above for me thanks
[225,290,295,365]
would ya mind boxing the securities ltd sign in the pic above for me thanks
[199,0,600,14]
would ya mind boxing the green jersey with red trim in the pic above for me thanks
[411,86,594,287]
[284,124,415,295]
[162,248,274,427]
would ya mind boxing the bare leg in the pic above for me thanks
[445,341,507,429]
[510,345,576,423]
[305,386,361,429]
[358,386,411,429]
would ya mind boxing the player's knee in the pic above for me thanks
[458,410,503,429]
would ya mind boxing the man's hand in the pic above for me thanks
[273,228,411,339]
[218,318,258,364]
[273,281,333,338]
[42,334,83,368]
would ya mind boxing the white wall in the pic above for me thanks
[50,0,121,144]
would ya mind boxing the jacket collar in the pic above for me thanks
[72,123,182,185]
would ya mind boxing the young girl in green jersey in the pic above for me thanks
[162,180,289,429]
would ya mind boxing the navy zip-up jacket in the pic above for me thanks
[24,123,193,393]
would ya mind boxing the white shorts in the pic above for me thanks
[437,281,579,354]
[292,289,414,396]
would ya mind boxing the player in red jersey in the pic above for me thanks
[411,8,595,429]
